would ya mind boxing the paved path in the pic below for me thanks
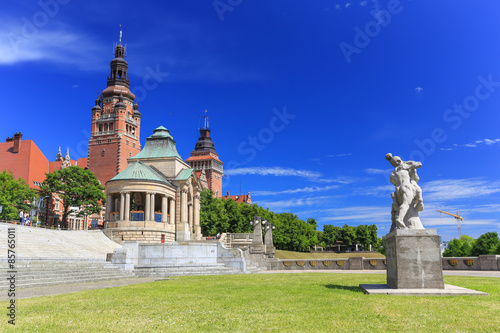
[1,270,497,301]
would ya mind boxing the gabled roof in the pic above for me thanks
[174,168,194,181]
[185,154,223,164]
[108,161,175,187]
[129,126,181,160]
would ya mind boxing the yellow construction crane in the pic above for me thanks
[437,210,463,238]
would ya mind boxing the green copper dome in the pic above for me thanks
[129,126,181,160]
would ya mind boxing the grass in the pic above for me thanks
[1,274,498,332]
[275,249,386,259]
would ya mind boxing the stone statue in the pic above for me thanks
[385,153,424,231]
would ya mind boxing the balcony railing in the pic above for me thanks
[125,117,137,126]
[93,130,115,136]
[97,114,115,121]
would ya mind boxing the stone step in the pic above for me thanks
[134,264,242,277]
[0,269,132,279]
[0,264,124,272]
[0,275,137,289]
[135,263,227,269]
[0,270,134,286]
[0,223,121,260]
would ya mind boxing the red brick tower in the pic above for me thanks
[186,111,223,197]
[88,32,141,185]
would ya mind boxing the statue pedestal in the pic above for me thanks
[176,222,191,242]
[386,229,444,289]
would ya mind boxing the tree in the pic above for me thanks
[442,235,474,257]
[0,170,37,220]
[40,166,105,228]
[338,224,356,245]
[200,189,229,236]
[307,218,317,230]
[322,225,341,248]
[471,232,500,256]
[224,198,243,233]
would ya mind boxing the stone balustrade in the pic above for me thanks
[266,255,500,271]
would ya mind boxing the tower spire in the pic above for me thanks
[119,24,123,44]
[200,109,210,130]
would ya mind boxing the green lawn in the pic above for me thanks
[275,249,386,259]
[2,274,498,332]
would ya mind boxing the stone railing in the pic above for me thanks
[225,233,253,249]
[268,257,387,271]
[442,255,499,271]
[266,255,500,271]
[93,130,115,136]
[97,114,115,121]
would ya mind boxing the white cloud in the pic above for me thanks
[365,168,392,175]
[423,178,500,202]
[326,153,352,158]
[441,138,500,151]
[252,185,339,196]
[0,23,104,69]
[259,196,336,211]
[356,185,393,197]
[225,167,321,178]
[317,206,389,224]
[225,167,352,185]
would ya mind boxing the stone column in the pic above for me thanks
[181,186,188,223]
[119,192,125,221]
[169,197,175,224]
[145,192,150,221]
[124,192,130,221]
[150,193,156,221]
[114,198,119,214]
[106,195,112,221]
[194,194,201,239]
[161,195,168,223]
[188,204,193,232]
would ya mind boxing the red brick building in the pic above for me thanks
[222,191,252,204]
[0,133,91,227]
[0,133,49,190]
[186,112,224,198]
[87,41,141,185]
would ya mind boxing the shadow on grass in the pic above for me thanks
[324,284,363,293]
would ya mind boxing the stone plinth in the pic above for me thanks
[175,222,191,241]
[386,229,444,289]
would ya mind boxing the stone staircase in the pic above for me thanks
[0,223,135,289]
[0,223,121,259]
[133,263,243,277]
[0,259,135,289]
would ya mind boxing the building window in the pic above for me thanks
[102,149,106,157]
[107,139,111,143]
[55,199,60,210]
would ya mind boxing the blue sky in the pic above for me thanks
[1,0,500,241]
